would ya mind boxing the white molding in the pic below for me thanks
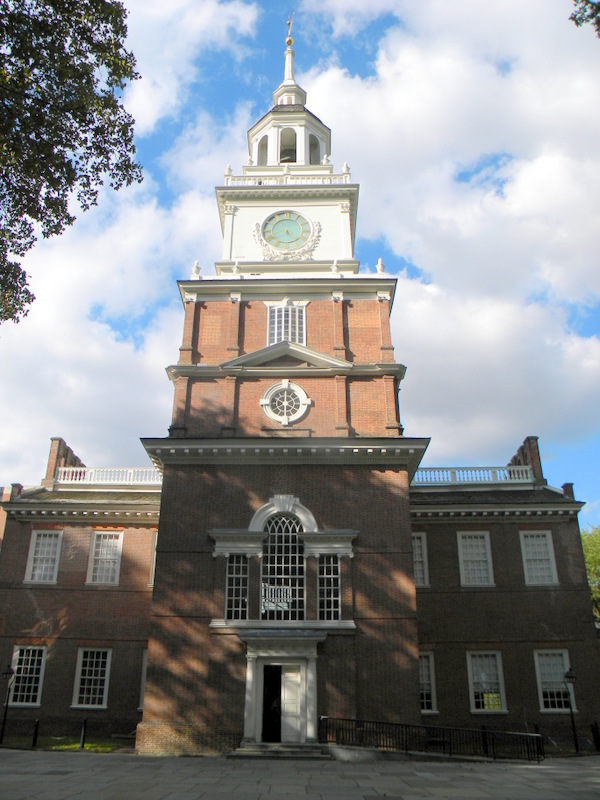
[249,495,318,532]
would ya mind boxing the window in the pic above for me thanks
[457,532,494,586]
[319,555,340,621]
[467,652,506,712]
[257,135,268,166]
[72,648,112,708]
[419,653,437,713]
[148,530,158,587]
[309,134,320,165]
[226,555,248,620]
[534,650,574,712]
[261,514,304,621]
[520,531,558,585]
[25,530,62,583]
[412,533,429,587]
[280,127,296,163]
[260,380,310,427]
[10,646,46,706]
[267,303,306,345]
[87,532,123,584]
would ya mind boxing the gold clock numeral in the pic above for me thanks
[284,211,290,219]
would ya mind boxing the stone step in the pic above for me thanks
[229,742,332,760]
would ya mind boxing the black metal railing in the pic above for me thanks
[318,716,544,762]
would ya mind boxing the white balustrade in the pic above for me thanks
[57,467,162,485]
[224,174,350,187]
[412,465,534,486]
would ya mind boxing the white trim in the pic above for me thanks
[412,532,429,587]
[85,531,123,585]
[519,531,559,585]
[457,531,494,587]
[467,651,507,714]
[260,380,311,427]
[419,652,437,714]
[24,530,63,584]
[249,495,318,532]
[9,645,47,707]
[533,649,575,713]
[71,647,112,709]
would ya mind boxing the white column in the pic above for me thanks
[242,654,258,742]
[306,655,318,742]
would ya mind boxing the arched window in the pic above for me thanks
[280,128,296,163]
[261,514,304,621]
[309,134,320,165]
[257,135,268,167]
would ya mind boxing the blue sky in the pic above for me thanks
[1,0,599,527]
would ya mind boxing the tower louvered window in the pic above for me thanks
[261,514,304,621]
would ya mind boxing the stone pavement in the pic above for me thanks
[0,749,599,800]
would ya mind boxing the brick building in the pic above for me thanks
[1,35,598,753]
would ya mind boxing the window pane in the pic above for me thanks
[226,555,248,620]
[268,306,305,345]
[412,534,428,586]
[459,533,492,585]
[419,654,435,711]
[29,532,60,582]
[261,515,304,621]
[91,533,120,583]
[11,647,45,705]
[470,653,503,710]
[537,652,571,710]
[77,650,110,706]
[319,555,340,621]
[522,533,557,584]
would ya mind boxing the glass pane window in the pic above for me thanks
[319,555,340,621]
[268,305,305,345]
[88,532,122,584]
[458,532,494,586]
[74,649,111,707]
[535,651,572,710]
[11,647,46,705]
[520,532,558,585]
[26,531,61,582]
[261,514,304,621]
[412,533,429,587]
[226,555,248,620]
[468,652,505,711]
[419,653,437,712]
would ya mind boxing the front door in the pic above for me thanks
[281,665,302,743]
[262,665,281,742]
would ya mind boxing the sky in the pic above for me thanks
[1,0,599,528]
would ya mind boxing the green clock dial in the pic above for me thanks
[262,211,311,251]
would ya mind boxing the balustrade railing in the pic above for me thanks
[412,465,533,486]
[57,467,162,486]
[318,716,544,762]
[224,174,351,187]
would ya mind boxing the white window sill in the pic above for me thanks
[70,705,108,711]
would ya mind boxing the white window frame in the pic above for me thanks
[260,379,311,427]
[520,531,558,585]
[534,650,575,713]
[138,649,148,711]
[148,530,158,587]
[9,645,47,707]
[24,530,63,583]
[412,532,429,587]
[419,652,437,714]
[457,531,494,586]
[72,648,112,709]
[86,531,123,585]
[226,554,249,620]
[318,554,341,621]
[265,300,307,346]
[467,651,507,713]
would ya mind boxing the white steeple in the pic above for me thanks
[272,16,307,107]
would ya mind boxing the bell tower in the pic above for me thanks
[137,26,429,755]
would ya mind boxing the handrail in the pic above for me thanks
[318,716,544,762]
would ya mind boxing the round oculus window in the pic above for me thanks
[260,381,310,426]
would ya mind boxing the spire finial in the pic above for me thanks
[286,13,294,46]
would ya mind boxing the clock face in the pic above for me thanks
[262,211,311,251]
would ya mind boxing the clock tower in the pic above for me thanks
[137,29,429,755]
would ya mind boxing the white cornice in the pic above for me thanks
[410,503,583,520]
[166,362,406,381]
[141,436,429,479]
[178,275,397,304]
[4,505,159,523]
[222,341,351,369]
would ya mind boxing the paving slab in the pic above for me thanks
[0,749,599,800]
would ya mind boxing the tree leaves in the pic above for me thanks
[581,526,600,622]
[0,0,142,323]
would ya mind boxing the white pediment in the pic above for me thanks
[221,341,352,370]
